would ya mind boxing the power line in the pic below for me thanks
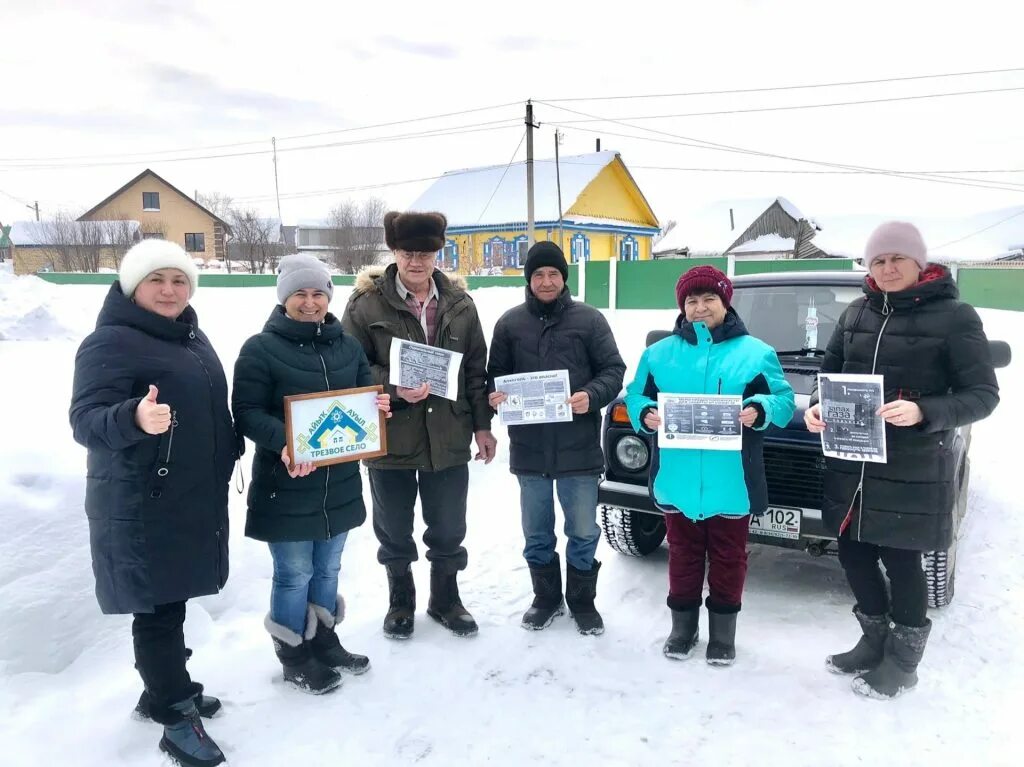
[476,131,527,224]
[540,66,1024,102]
[536,101,1024,195]
[0,121,522,172]
[932,208,1024,249]
[0,102,521,163]
[549,86,1024,122]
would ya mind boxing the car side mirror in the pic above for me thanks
[646,330,672,347]
[990,340,1011,369]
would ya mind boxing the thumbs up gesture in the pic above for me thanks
[135,385,172,435]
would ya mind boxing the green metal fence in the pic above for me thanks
[30,261,1024,312]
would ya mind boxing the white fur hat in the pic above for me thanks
[119,239,199,298]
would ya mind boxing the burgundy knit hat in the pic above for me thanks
[675,265,734,311]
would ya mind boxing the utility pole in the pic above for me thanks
[555,129,564,254]
[272,137,283,230]
[34,201,39,221]
[525,101,537,247]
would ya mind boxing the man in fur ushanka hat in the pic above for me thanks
[341,210,496,641]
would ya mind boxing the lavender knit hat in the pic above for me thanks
[864,221,928,270]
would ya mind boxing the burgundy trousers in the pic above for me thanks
[665,512,750,611]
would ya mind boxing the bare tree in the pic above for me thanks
[197,192,234,220]
[99,209,140,270]
[227,208,286,273]
[327,197,387,273]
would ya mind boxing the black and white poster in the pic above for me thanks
[657,393,743,451]
[389,339,462,401]
[817,373,887,463]
[494,369,573,426]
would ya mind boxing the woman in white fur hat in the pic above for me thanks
[70,238,236,766]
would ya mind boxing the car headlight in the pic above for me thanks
[615,435,649,471]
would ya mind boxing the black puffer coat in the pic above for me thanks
[69,283,236,615]
[816,266,1000,551]
[232,307,371,542]
[487,287,626,477]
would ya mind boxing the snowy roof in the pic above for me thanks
[9,219,142,247]
[729,234,795,254]
[774,197,804,221]
[410,151,626,228]
[653,197,781,254]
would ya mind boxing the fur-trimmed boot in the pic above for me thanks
[384,563,416,640]
[705,600,739,666]
[663,598,701,660]
[158,698,225,766]
[427,566,479,637]
[522,553,565,630]
[565,561,604,636]
[265,611,342,695]
[852,619,932,699]
[310,596,370,675]
[134,649,222,721]
[826,607,890,675]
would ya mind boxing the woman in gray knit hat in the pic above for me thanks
[233,254,391,695]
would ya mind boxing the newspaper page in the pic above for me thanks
[818,373,887,463]
[657,393,743,451]
[389,339,462,402]
[494,369,573,427]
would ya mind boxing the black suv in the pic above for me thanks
[598,271,1011,608]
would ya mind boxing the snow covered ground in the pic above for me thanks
[0,267,1020,766]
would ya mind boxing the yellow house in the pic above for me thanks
[78,168,231,262]
[409,150,659,273]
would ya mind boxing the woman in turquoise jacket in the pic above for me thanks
[625,266,795,665]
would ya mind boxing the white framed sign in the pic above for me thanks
[284,385,388,467]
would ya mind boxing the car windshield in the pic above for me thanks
[730,283,864,355]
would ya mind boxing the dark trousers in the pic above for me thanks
[132,601,193,725]
[837,531,928,627]
[665,512,750,611]
[369,464,469,574]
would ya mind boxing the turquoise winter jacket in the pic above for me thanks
[624,310,795,521]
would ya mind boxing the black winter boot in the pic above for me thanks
[663,600,700,660]
[852,619,932,699]
[522,553,566,630]
[705,602,739,666]
[565,561,604,636]
[826,607,889,675]
[310,597,370,675]
[384,564,416,640]
[427,567,479,637]
[134,647,223,722]
[158,698,225,766]
[265,613,342,695]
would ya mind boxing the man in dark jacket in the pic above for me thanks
[487,242,626,635]
[342,210,495,639]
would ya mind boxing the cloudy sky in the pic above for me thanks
[2,0,1023,249]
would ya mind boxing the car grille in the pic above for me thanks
[764,444,825,509]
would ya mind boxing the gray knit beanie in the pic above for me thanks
[276,254,334,304]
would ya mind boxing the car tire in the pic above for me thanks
[925,457,969,608]
[600,507,666,557]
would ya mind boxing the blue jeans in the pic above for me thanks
[268,532,348,636]
[518,475,601,571]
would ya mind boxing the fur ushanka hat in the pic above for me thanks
[383,211,447,252]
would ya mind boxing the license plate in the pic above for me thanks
[749,506,801,540]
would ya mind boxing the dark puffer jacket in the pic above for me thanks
[69,283,236,615]
[341,264,492,472]
[232,307,371,542]
[487,287,626,477]
[816,266,1000,551]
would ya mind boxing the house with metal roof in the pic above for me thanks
[409,150,660,273]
